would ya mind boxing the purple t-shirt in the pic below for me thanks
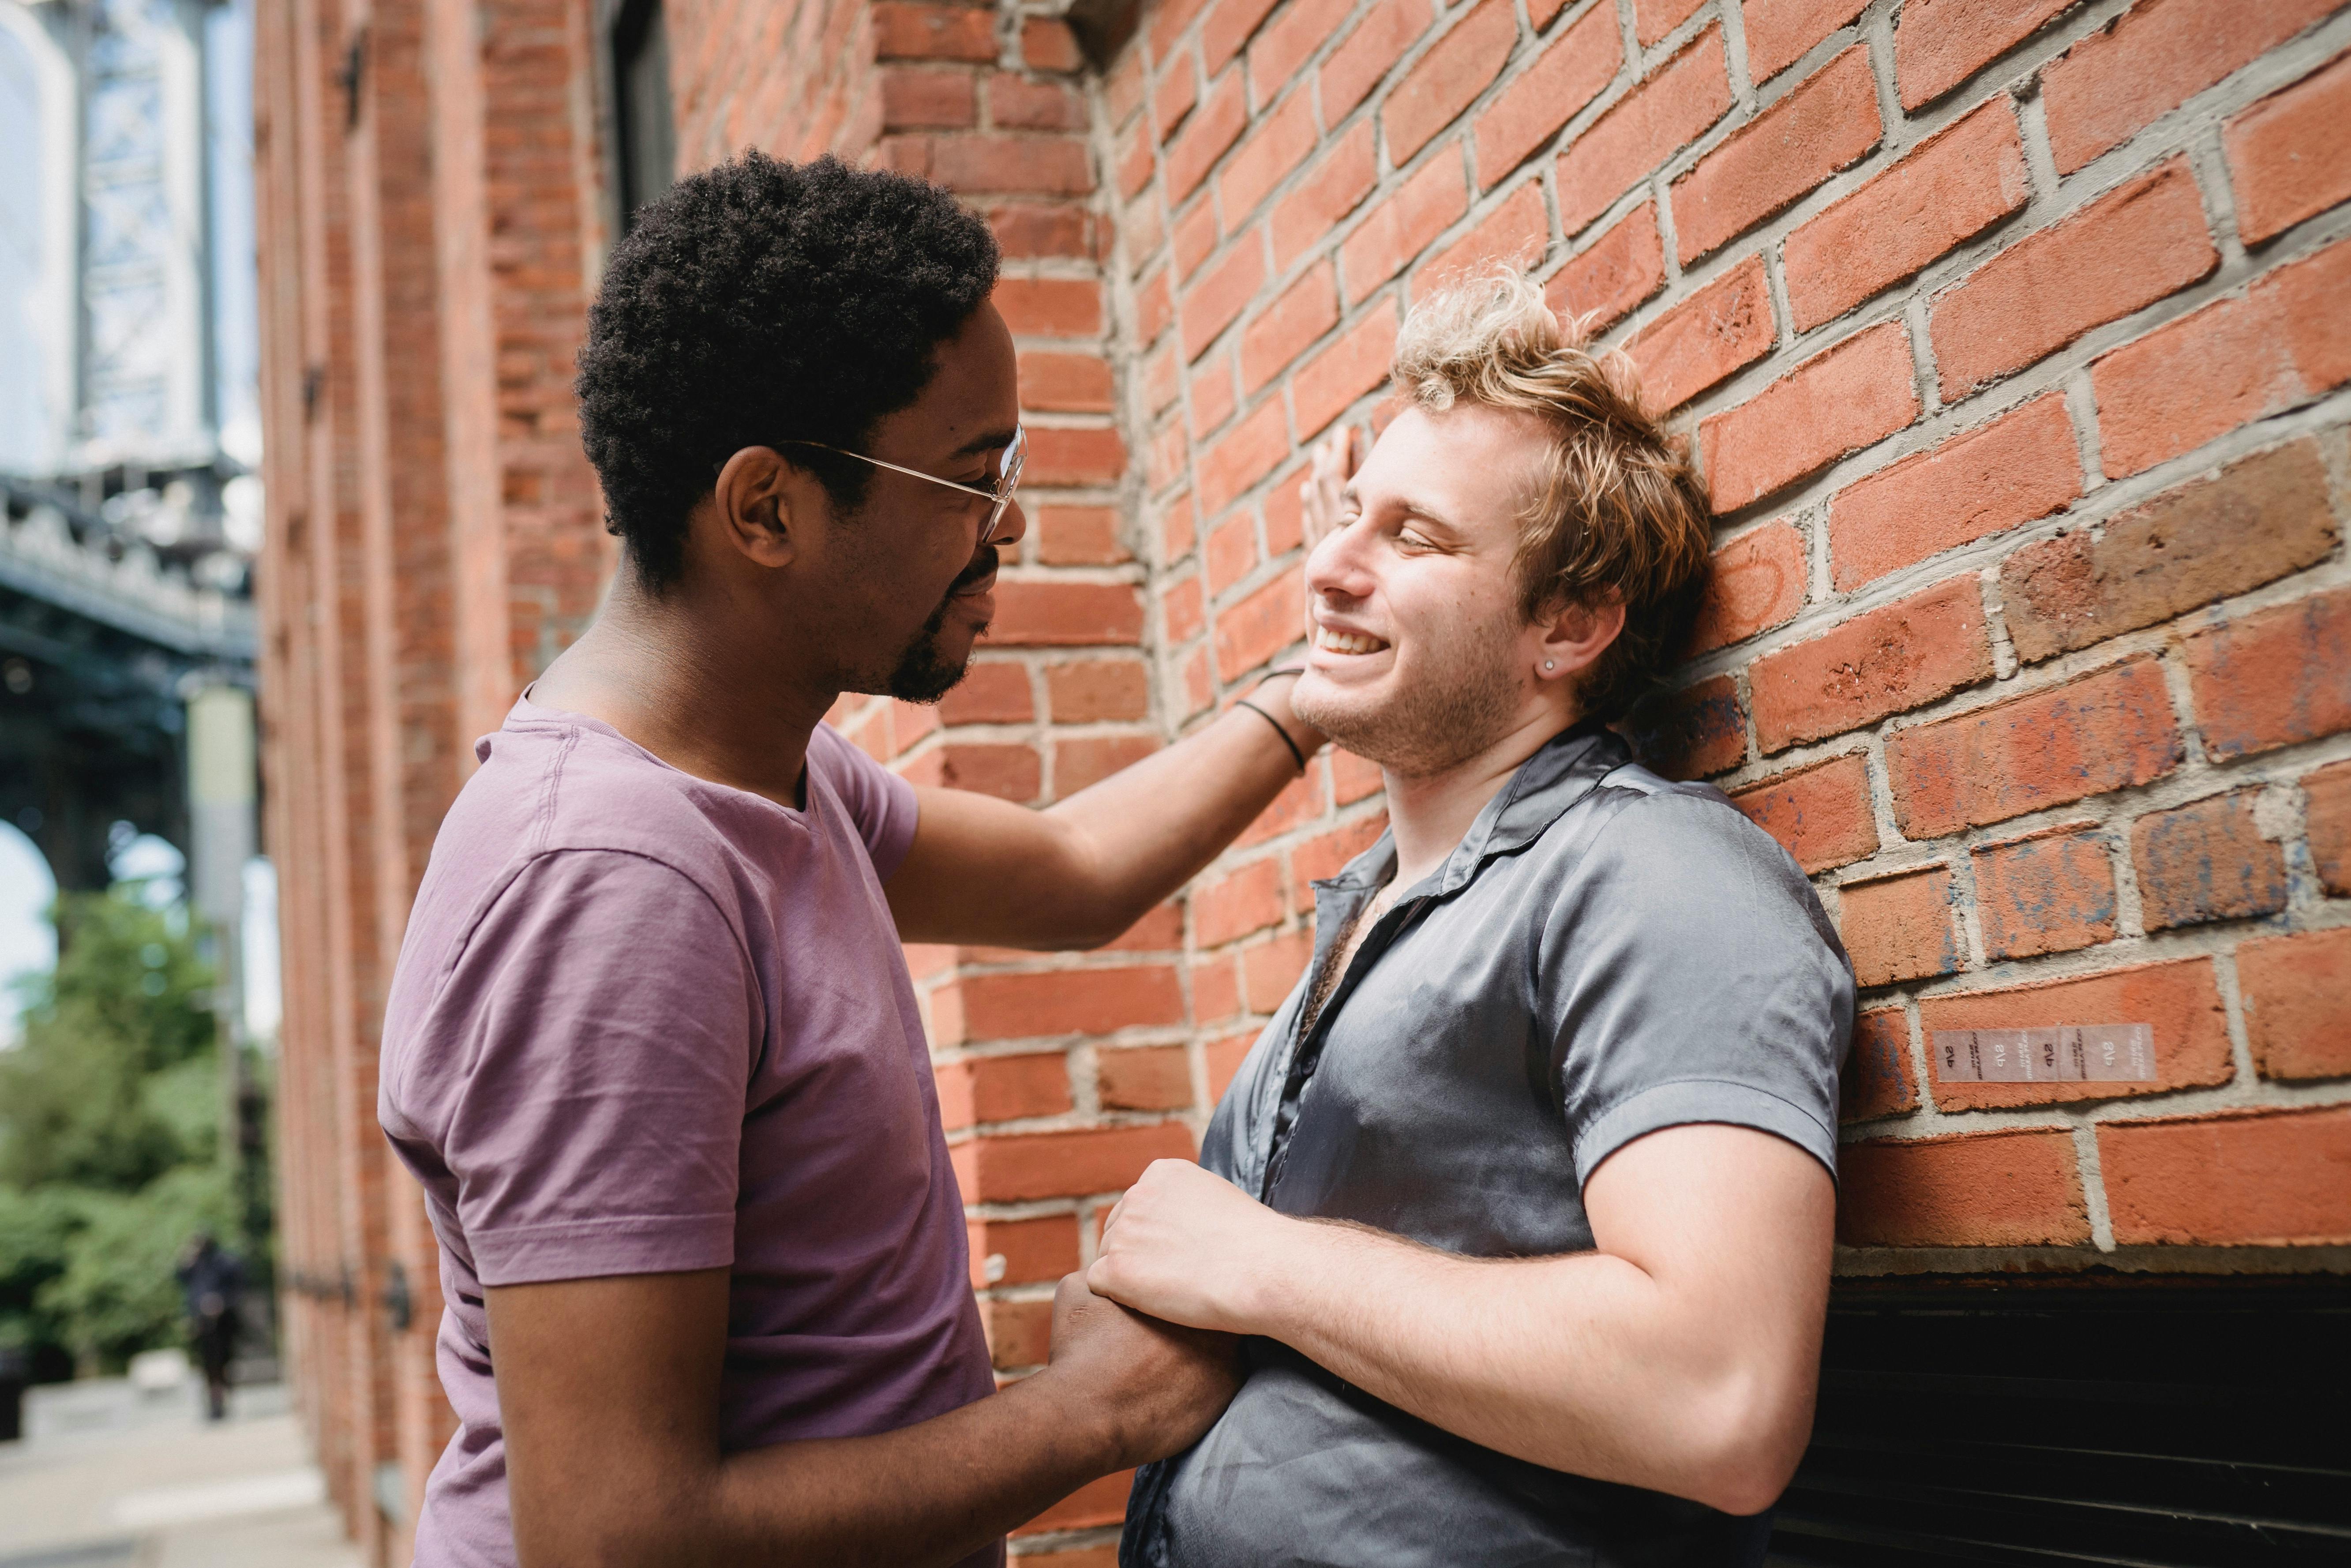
[379,696,999,1568]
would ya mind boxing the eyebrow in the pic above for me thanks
[1351,482,1458,531]
[949,427,1021,461]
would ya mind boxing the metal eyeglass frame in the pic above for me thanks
[779,425,1026,546]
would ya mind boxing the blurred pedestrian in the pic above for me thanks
[175,1231,244,1421]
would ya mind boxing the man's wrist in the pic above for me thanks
[1009,1362,1131,1474]
[1247,669,1329,757]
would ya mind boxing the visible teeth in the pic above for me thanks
[1317,626,1389,656]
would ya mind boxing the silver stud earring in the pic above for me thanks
[1543,660,1556,671]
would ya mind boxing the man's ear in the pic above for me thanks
[710,446,799,570]
[1534,596,1626,686]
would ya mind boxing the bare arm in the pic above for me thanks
[491,1270,1235,1568]
[1086,1125,1834,1516]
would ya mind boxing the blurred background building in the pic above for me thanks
[8,0,2340,1563]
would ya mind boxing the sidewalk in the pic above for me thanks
[0,1378,359,1568]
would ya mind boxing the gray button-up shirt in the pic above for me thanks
[1124,723,1854,1568]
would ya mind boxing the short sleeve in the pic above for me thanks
[435,850,760,1287]
[811,723,920,878]
[1544,788,1853,1186]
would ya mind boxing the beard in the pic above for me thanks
[1290,602,1524,780]
[880,545,998,703]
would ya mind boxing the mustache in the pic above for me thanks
[949,545,1000,593]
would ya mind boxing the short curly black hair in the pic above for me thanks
[576,151,1001,590]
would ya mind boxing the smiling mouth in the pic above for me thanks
[1315,625,1391,656]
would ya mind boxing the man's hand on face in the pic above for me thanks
[1046,1267,1241,1467]
[1086,1159,1293,1336]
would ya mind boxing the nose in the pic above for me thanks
[1305,513,1373,604]
[989,495,1029,550]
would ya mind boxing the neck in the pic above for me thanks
[526,566,837,809]
[1380,705,1585,890]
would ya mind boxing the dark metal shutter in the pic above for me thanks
[1769,1279,2351,1565]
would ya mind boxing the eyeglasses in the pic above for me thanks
[780,426,1026,546]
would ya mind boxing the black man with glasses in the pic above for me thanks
[377,155,1325,1568]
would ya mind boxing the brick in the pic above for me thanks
[1192,353,1238,436]
[2001,439,2338,664]
[1687,517,1804,656]
[1146,343,1183,415]
[2089,237,2351,477]
[1166,70,1248,202]
[1200,398,1290,516]
[1243,265,1340,392]
[997,277,1104,337]
[896,135,1095,197]
[1207,512,1256,593]
[1893,0,2071,110]
[1150,0,1215,62]
[959,964,1187,1042]
[1332,746,1386,803]
[1242,928,1315,1011]
[2182,585,2351,761]
[1621,673,1747,779]
[2227,49,2351,245]
[1046,658,1150,722]
[1022,16,1082,70]
[1107,47,1148,127]
[1193,950,1241,1022]
[1117,118,1158,200]
[1749,576,1984,752]
[1272,122,1378,270]
[966,1214,1080,1288]
[2099,1105,2351,1245]
[950,1121,1197,1201]
[992,202,1098,259]
[991,73,1084,131]
[1842,1008,1918,1122]
[989,582,1146,646]
[1125,192,1168,271]
[1556,26,1732,237]
[1928,159,2218,400]
[936,1051,1075,1130]
[1744,0,1868,83]
[1099,1044,1197,1111]
[981,1296,1053,1370]
[1249,0,1353,105]
[1195,857,1286,945]
[1214,570,1306,679]
[1701,320,1920,513]
[1385,0,1519,165]
[1841,866,1961,989]
[1293,302,1402,438]
[931,742,1043,801]
[1971,821,2116,960]
[1023,426,1127,487]
[1055,735,1159,794]
[1671,46,1881,265]
[1035,505,1129,566]
[1545,203,1665,332]
[1828,392,2078,592]
[1183,239,1268,360]
[2308,760,2351,897]
[1163,575,1205,645]
[1019,350,1115,413]
[1218,90,1317,226]
[880,67,978,131]
[1732,751,1879,874]
[1784,98,2029,333]
[1473,1,1623,187]
[1918,955,2232,1110]
[1837,1129,2091,1246]
[1341,154,1470,304]
[1626,254,1776,416]
[1420,180,1551,291]
[1104,901,1188,954]
[1292,814,1390,900]
[873,1,998,62]
[1634,0,1706,45]
[1156,53,1203,143]
[1017,1472,1135,1535]
[1887,656,2182,837]
[1321,0,1436,122]
[1195,0,1277,74]
[1175,199,1219,281]
[2131,790,2287,932]
[938,661,1034,723]
[2238,927,2351,1081]
[2043,0,2341,175]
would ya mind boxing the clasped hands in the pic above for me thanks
[1086,1158,1301,1338]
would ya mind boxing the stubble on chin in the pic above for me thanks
[1292,623,1522,780]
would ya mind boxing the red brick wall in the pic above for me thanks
[256,0,2351,1561]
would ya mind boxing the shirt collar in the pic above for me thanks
[1321,718,1632,900]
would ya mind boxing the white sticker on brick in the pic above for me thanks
[1929,1025,2155,1083]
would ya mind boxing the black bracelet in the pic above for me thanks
[1263,665,1306,682]
[1236,698,1309,773]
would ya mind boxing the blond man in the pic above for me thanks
[1091,273,1854,1567]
